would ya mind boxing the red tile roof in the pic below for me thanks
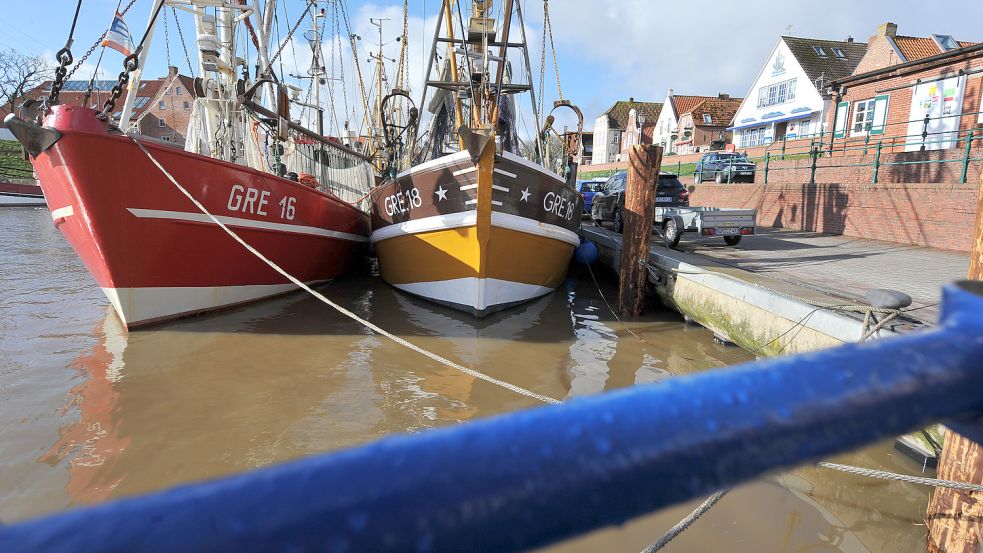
[671,95,715,118]
[685,97,743,127]
[893,35,980,61]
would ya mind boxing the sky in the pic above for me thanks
[3,0,983,133]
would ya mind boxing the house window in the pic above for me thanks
[799,118,812,137]
[176,86,183,95]
[757,78,797,108]
[183,101,190,109]
[813,46,827,57]
[832,48,845,59]
[158,101,165,109]
[741,126,767,147]
[161,135,172,142]
[851,99,876,135]
[703,114,712,124]
[158,118,166,128]
[934,34,959,51]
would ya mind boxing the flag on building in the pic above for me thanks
[101,12,134,56]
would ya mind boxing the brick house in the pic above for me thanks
[826,23,983,153]
[592,98,663,164]
[1,66,196,146]
[671,95,743,155]
[730,36,867,149]
[652,91,727,155]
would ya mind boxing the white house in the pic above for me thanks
[652,90,737,155]
[730,36,867,149]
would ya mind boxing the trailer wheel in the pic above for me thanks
[694,171,702,184]
[724,235,742,246]
[663,218,682,248]
[613,209,624,233]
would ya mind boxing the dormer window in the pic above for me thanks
[703,114,712,124]
[832,47,845,59]
[933,34,959,51]
[813,46,827,57]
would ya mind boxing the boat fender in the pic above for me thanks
[574,239,598,265]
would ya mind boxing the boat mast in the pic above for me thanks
[119,0,167,132]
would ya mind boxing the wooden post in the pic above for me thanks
[927,173,983,553]
[618,144,662,317]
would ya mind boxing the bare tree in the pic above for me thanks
[0,49,52,112]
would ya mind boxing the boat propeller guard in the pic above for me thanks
[3,114,62,157]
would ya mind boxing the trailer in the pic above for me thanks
[654,206,757,248]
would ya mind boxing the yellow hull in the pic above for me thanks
[370,145,582,317]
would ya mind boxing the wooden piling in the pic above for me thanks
[927,174,983,553]
[617,144,662,317]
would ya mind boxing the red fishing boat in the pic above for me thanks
[5,0,376,328]
[6,105,371,328]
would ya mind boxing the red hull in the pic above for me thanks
[31,106,370,327]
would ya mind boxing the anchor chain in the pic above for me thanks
[46,0,84,108]
[98,53,140,122]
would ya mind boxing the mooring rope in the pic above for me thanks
[641,489,729,552]
[133,138,560,406]
[818,462,983,492]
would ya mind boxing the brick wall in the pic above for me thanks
[688,181,978,252]
[137,71,195,146]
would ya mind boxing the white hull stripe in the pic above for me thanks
[493,168,517,178]
[460,184,478,191]
[464,199,478,205]
[453,167,477,176]
[492,184,510,192]
[51,205,74,219]
[396,151,473,179]
[102,282,327,326]
[127,208,368,242]
[370,210,580,247]
[370,211,478,243]
[392,277,553,311]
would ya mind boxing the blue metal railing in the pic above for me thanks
[3,282,983,553]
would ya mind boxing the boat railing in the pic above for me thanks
[2,280,983,552]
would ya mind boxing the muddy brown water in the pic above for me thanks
[1,206,930,551]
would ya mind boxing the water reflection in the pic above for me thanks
[0,204,932,553]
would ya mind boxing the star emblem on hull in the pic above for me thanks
[520,187,531,202]
[435,186,447,201]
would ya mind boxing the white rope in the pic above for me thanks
[133,138,561,406]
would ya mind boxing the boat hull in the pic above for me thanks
[28,106,370,328]
[0,181,46,206]
[371,147,582,317]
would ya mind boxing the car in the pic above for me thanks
[694,152,756,183]
[590,171,689,233]
[576,178,607,214]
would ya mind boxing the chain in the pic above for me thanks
[97,1,166,122]
[172,7,196,78]
[47,0,85,107]
[544,0,562,100]
[163,7,172,68]
[268,0,317,70]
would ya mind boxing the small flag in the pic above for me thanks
[101,12,134,56]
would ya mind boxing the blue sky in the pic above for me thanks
[3,0,982,132]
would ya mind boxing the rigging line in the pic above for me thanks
[268,0,316,68]
[452,0,479,123]
[133,137,560,406]
[543,0,562,100]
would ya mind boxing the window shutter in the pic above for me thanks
[833,101,850,138]
[870,95,889,135]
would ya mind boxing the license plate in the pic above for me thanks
[740,171,753,175]
[655,197,673,202]
[717,228,740,235]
